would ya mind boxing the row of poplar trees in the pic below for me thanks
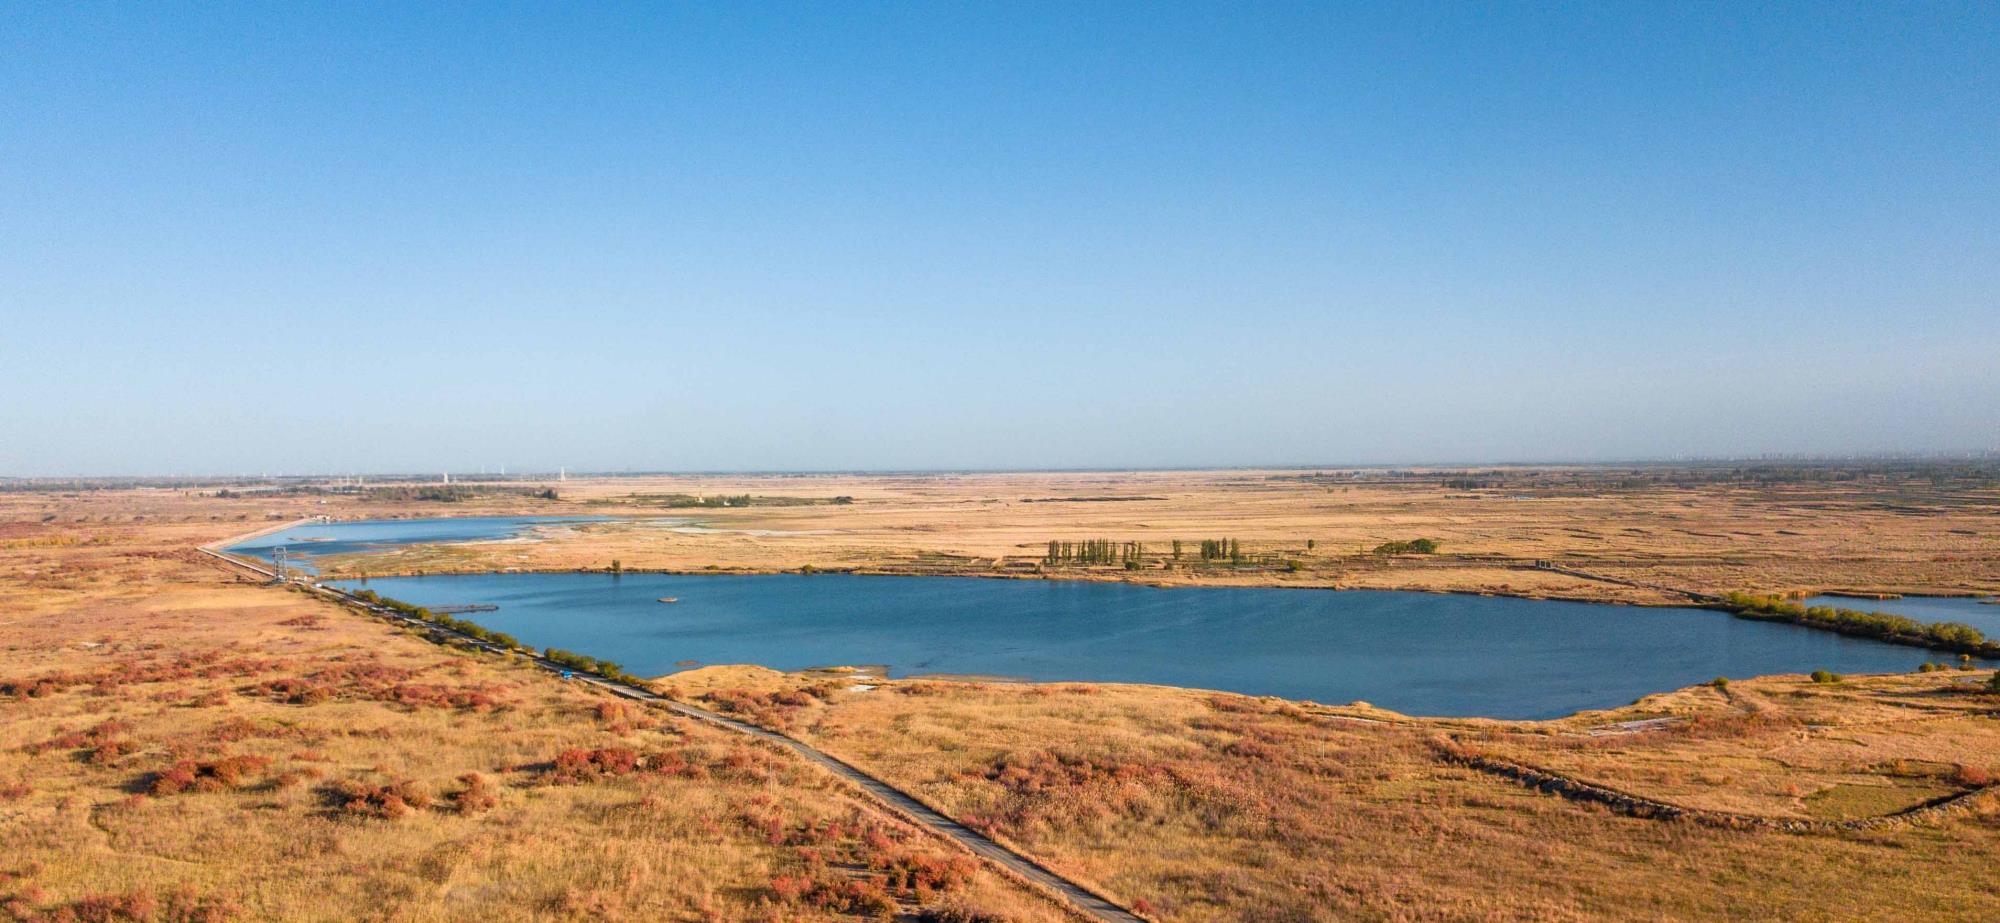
[1043,539,1145,566]
[1044,538,1246,565]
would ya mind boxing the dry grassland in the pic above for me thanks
[0,500,1072,922]
[669,666,2000,922]
[5,471,1998,922]
[253,468,2000,604]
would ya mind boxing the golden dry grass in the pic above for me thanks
[251,467,2000,605]
[673,669,2000,922]
[6,473,2000,921]
[0,501,1074,922]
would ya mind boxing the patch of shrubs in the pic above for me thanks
[245,660,509,712]
[914,903,1012,923]
[537,744,789,786]
[764,816,982,917]
[0,886,241,922]
[767,874,897,917]
[149,755,273,795]
[1811,670,1843,684]
[592,700,661,734]
[1372,538,1439,555]
[27,719,134,756]
[700,685,837,727]
[983,749,1163,794]
[252,677,331,705]
[326,778,432,819]
[545,747,641,784]
[447,772,499,814]
[4,653,289,700]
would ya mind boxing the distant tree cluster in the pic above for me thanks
[633,493,836,509]
[1197,539,1242,562]
[1372,538,1439,555]
[359,485,559,503]
[1044,539,1144,568]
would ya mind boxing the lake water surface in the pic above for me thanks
[333,572,1966,719]
[230,516,615,573]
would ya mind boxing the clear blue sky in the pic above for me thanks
[3,3,1995,476]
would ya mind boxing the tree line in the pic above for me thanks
[1722,591,1999,657]
[345,588,643,684]
[1044,539,1145,569]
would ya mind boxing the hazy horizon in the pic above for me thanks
[11,451,2000,482]
[4,4,1996,476]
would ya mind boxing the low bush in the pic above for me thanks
[448,772,499,814]
[149,755,273,795]
[1373,538,1439,555]
[544,747,641,784]
[327,778,431,819]
[3,887,241,923]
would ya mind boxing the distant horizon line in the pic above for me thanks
[7,450,2000,482]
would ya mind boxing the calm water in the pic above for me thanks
[332,572,1969,719]
[229,516,616,573]
[1803,595,2000,636]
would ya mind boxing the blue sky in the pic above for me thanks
[2,3,1995,475]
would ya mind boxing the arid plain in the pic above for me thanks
[3,465,1998,921]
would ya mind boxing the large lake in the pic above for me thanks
[332,572,1961,719]
[229,518,1981,718]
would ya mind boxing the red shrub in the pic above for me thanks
[29,719,134,755]
[544,747,641,784]
[252,678,331,706]
[15,886,241,922]
[327,778,432,819]
[768,874,896,917]
[85,738,141,766]
[449,772,499,814]
[148,755,273,795]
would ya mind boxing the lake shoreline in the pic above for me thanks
[327,560,1726,607]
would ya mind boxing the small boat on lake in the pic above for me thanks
[658,597,679,604]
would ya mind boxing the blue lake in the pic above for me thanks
[330,572,1969,719]
[229,516,616,573]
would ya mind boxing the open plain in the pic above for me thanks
[270,466,2000,605]
[3,465,1998,921]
